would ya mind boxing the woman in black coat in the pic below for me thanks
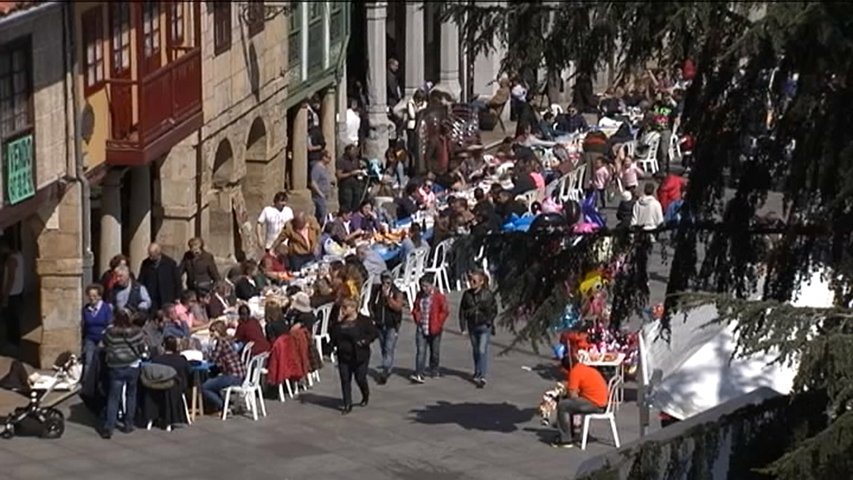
[329,298,378,414]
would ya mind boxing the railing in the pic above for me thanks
[107,48,201,148]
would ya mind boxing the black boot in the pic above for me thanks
[340,404,352,415]
[359,397,369,407]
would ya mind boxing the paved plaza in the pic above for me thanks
[0,291,643,480]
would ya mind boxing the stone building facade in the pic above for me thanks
[157,2,290,265]
[0,3,82,367]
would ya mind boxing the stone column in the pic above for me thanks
[471,1,504,99]
[321,88,340,214]
[434,7,461,100]
[128,165,152,273]
[289,103,312,214]
[335,63,350,155]
[292,104,309,191]
[404,2,425,95]
[364,1,391,163]
[321,88,337,159]
[34,183,83,367]
[156,143,197,262]
[98,169,122,275]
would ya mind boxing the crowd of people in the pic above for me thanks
[72,55,696,446]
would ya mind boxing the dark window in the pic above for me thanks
[0,39,35,206]
[213,2,231,55]
[168,2,185,47]
[247,1,264,37]
[288,3,301,68]
[82,7,105,95]
[142,1,161,58]
[109,3,131,76]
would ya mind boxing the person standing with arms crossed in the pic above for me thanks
[460,269,498,388]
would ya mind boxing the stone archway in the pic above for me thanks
[244,116,280,259]
[208,139,242,262]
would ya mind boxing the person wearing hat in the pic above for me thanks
[287,291,317,330]
[369,272,404,384]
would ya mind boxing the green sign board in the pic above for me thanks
[4,134,35,205]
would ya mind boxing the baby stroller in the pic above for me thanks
[0,354,81,439]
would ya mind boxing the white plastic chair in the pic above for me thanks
[580,376,622,450]
[637,132,661,174]
[668,133,682,165]
[146,394,192,431]
[425,238,454,293]
[394,249,419,306]
[515,190,539,211]
[240,341,255,369]
[359,278,374,316]
[557,164,586,204]
[312,303,334,364]
[222,353,269,421]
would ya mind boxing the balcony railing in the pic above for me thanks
[106,48,202,166]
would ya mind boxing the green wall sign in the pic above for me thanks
[4,134,35,205]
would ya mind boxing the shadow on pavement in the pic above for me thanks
[523,426,558,445]
[298,392,342,411]
[409,401,535,433]
[528,362,564,382]
[380,460,466,480]
[66,400,99,428]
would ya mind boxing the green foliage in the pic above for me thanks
[447,1,853,477]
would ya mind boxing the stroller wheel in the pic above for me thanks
[1,426,13,439]
[41,409,64,439]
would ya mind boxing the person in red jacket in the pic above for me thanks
[234,305,271,356]
[410,274,449,383]
[657,173,687,214]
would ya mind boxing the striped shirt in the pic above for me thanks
[103,326,146,369]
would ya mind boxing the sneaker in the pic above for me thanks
[410,374,425,384]
[377,373,388,385]
[428,369,442,378]
[475,378,487,389]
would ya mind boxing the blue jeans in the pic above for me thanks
[313,196,327,224]
[202,374,241,412]
[469,325,492,379]
[377,327,398,375]
[82,338,98,375]
[415,328,441,376]
[103,366,139,433]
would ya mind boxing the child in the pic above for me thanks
[590,157,612,208]
[620,156,645,192]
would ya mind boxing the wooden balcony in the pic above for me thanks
[105,48,203,166]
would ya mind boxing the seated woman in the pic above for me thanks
[350,201,381,235]
[234,260,261,301]
[201,321,246,415]
[207,281,235,320]
[400,223,430,263]
[234,305,271,356]
[264,299,290,342]
[142,336,191,430]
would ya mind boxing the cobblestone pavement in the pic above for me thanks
[0,291,642,480]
